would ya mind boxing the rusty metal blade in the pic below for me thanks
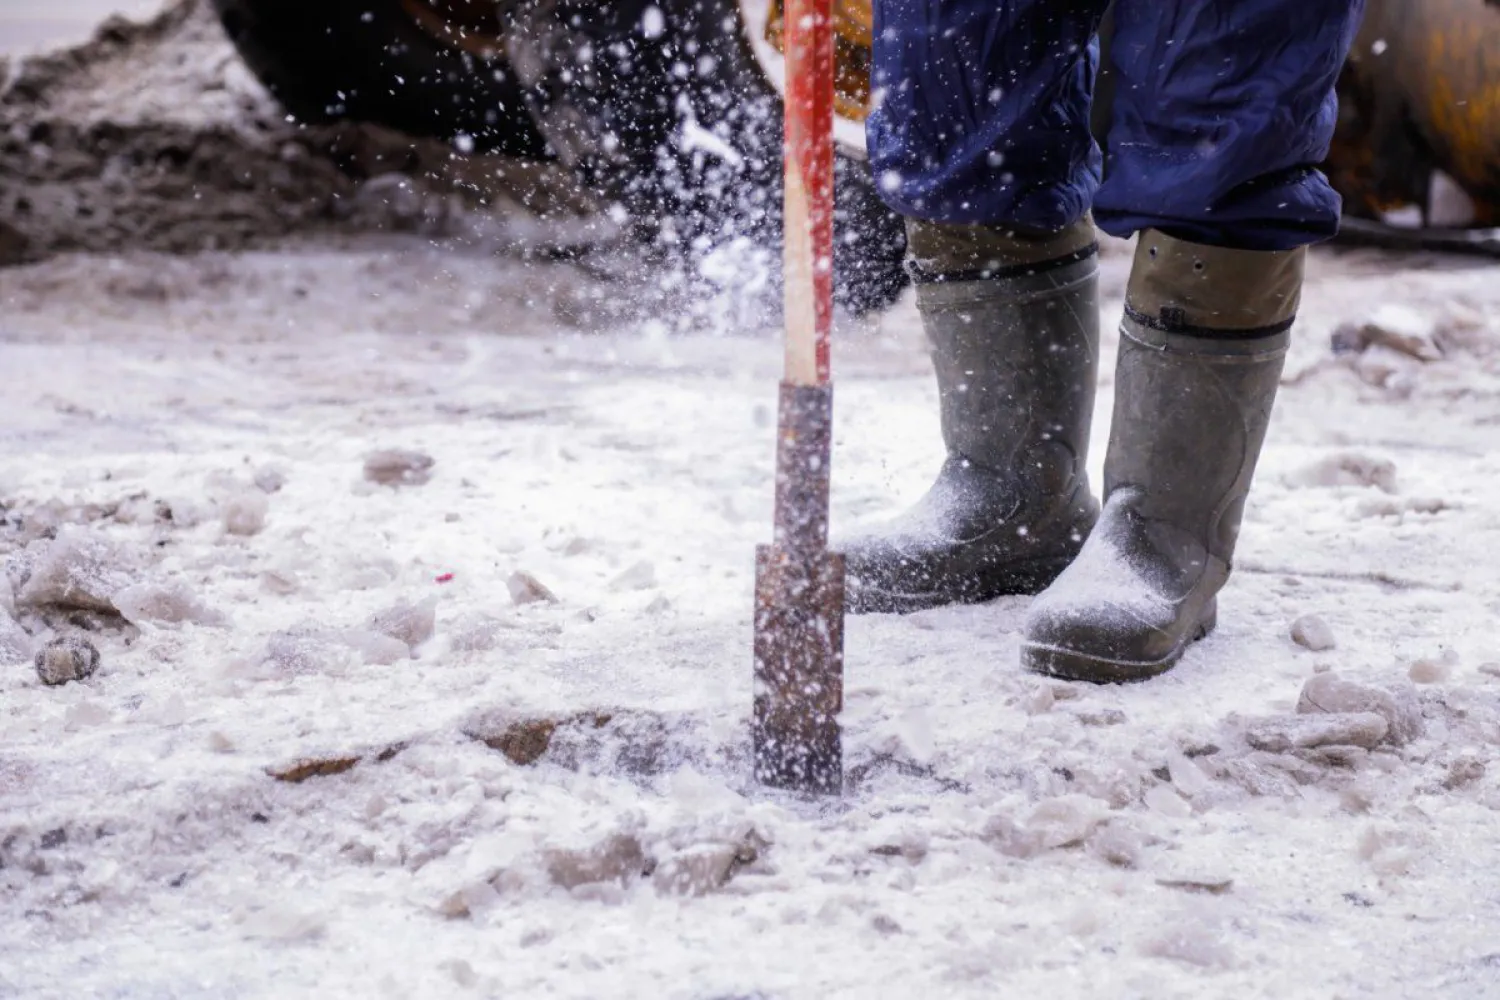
[753,544,845,793]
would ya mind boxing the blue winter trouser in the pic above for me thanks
[866,0,1366,251]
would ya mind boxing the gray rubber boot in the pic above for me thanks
[843,217,1101,614]
[1022,230,1305,682]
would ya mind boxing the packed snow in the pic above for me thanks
[3,4,1500,999]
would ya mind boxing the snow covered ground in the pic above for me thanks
[4,4,1500,999]
[3,238,1500,1000]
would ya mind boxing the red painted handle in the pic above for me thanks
[782,0,834,386]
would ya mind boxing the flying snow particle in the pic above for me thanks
[641,6,666,39]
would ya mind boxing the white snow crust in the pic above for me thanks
[2,241,1499,999]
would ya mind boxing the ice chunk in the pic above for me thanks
[1022,682,1054,716]
[1144,785,1192,819]
[1286,452,1397,493]
[652,841,749,897]
[1290,614,1336,652]
[262,627,400,674]
[1408,655,1453,685]
[1296,671,1423,746]
[450,615,505,652]
[1140,914,1234,968]
[253,465,287,493]
[368,596,438,649]
[1358,824,1423,877]
[363,449,434,487]
[1330,306,1444,361]
[0,610,33,666]
[222,491,269,536]
[1027,795,1110,849]
[113,580,228,628]
[64,700,110,728]
[14,525,135,613]
[1166,751,1212,799]
[891,706,935,764]
[983,795,1110,858]
[610,560,656,591]
[1245,712,1388,752]
[1088,820,1146,868]
[334,629,411,666]
[507,571,557,605]
[542,832,648,890]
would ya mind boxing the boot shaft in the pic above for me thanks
[1106,230,1304,564]
[906,217,1101,495]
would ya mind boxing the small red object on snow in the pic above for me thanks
[435,572,455,584]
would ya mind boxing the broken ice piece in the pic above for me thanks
[507,571,557,605]
[1296,671,1423,746]
[1144,785,1192,819]
[368,596,438,648]
[1165,751,1212,798]
[1407,655,1453,684]
[1088,821,1145,869]
[450,615,505,652]
[1139,917,1234,969]
[610,560,656,591]
[35,636,101,686]
[1155,875,1234,895]
[1290,614,1336,652]
[222,491,269,536]
[543,832,648,890]
[652,839,756,897]
[0,610,33,666]
[1023,682,1055,716]
[14,524,135,614]
[253,466,287,494]
[1245,712,1388,752]
[1286,452,1397,494]
[1330,307,1444,362]
[335,629,411,665]
[113,580,228,628]
[363,449,435,487]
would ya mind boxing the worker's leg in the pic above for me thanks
[867,0,1110,230]
[1023,0,1365,680]
[1092,0,1364,249]
[844,0,1111,613]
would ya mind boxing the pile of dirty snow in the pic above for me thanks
[0,0,594,264]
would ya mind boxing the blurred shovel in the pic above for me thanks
[751,0,845,795]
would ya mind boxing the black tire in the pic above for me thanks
[211,0,549,159]
[506,0,908,315]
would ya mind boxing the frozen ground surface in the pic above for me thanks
[3,240,1500,1000]
[4,4,1500,1000]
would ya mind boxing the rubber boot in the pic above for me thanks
[843,216,1101,614]
[1022,230,1305,682]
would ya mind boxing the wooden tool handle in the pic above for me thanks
[782,0,835,387]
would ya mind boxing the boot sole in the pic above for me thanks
[1020,602,1218,684]
[848,556,1077,615]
